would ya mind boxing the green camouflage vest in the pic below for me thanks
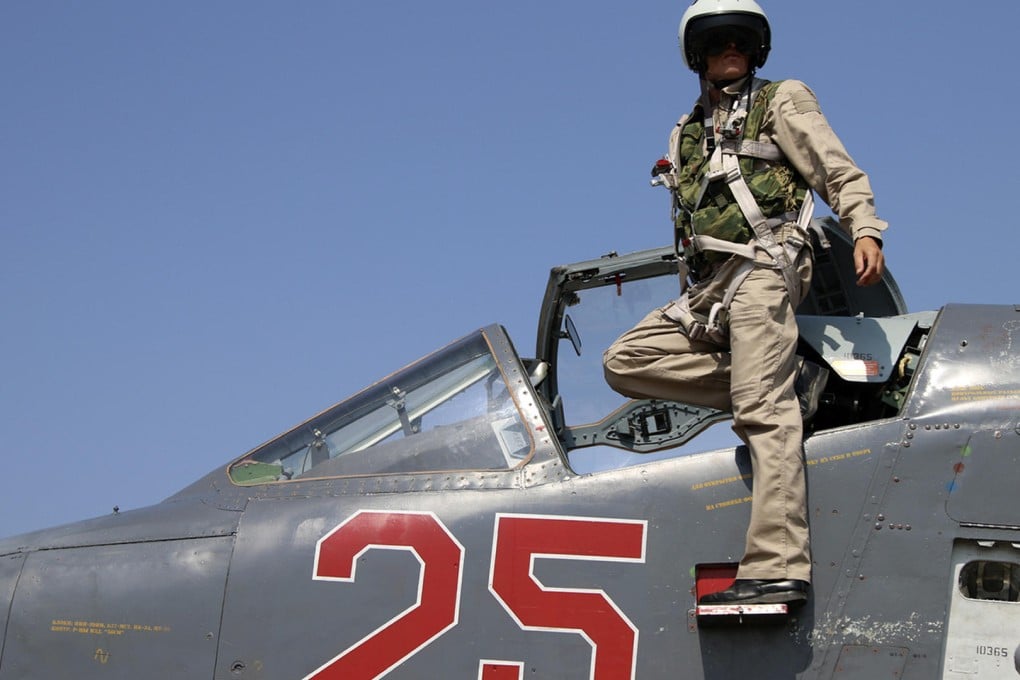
[673,80,809,275]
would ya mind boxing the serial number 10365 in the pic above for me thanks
[976,645,1009,658]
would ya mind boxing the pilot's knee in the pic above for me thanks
[603,348,623,384]
[603,359,623,390]
[603,344,637,388]
[603,361,646,400]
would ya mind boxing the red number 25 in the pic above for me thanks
[306,511,646,680]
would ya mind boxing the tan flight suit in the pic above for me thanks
[604,78,888,583]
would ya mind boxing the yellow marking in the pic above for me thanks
[706,496,752,512]
[950,386,1020,403]
[94,649,110,664]
[698,450,872,511]
[692,473,752,491]
[807,448,872,467]
[51,619,172,636]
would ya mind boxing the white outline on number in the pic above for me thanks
[487,512,648,680]
[478,659,525,680]
[305,510,465,680]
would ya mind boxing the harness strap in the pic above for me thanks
[700,80,717,155]
[719,148,806,301]
[663,294,725,344]
[692,163,739,217]
[662,257,755,345]
[663,78,826,343]
[800,193,829,249]
[690,234,757,260]
[719,139,786,162]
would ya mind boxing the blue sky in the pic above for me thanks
[2,1,1018,539]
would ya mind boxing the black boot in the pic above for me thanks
[699,579,809,606]
[795,357,828,421]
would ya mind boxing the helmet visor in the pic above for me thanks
[697,26,759,58]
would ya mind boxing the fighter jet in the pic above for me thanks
[1,219,1017,679]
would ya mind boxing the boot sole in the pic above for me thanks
[701,590,808,606]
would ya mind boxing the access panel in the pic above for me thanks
[2,537,232,680]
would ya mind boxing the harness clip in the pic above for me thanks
[718,116,744,140]
[704,168,729,183]
[704,166,742,185]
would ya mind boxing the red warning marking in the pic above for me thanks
[833,359,881,377]
[480,660,524,680]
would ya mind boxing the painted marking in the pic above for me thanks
[831,359,880,377]
[950,386,1020,403]
[305,510,464,680]
[696,603,788,617]
[806,448,872,467]
[691,473,751,491]
[705,496,752,512]
[489,513,647,680]
[479,660,524,680]
[701,449,872,512]
[50,619,171,636]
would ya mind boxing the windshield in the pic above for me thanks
[229,331,531,484]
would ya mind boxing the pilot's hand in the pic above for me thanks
[853,236,884,287]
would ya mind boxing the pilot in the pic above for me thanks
[603,0,888,606]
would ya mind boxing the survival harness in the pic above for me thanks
[652,77,828,345]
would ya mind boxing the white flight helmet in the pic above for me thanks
[678,0,771,74]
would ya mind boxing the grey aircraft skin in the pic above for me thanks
[1,219,1019,679]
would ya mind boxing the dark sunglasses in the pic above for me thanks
[701,27,758,56]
